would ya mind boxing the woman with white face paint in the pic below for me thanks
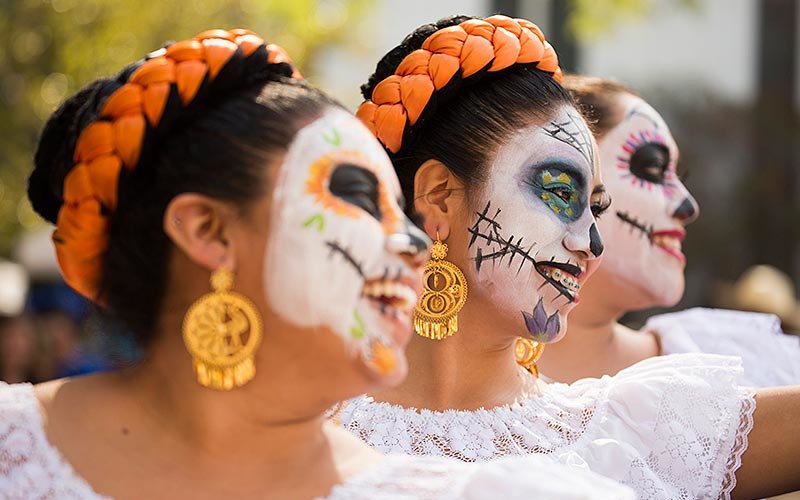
[0,29,637,500]
[540,75,800,389]
[337,15,800,500]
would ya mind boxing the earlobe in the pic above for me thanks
[164,194,236,272]
[413,159,463,241]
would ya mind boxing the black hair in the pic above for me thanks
[363,15,575,219]
[29,47,339,345]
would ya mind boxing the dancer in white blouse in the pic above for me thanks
[0,29,635,500]
[540,75,800,388]
[340,14,800,500]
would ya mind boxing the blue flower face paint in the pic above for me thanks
[464,105,610,344]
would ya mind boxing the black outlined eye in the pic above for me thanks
[629,143,670,184]
[328,163,381,220]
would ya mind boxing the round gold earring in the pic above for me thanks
[414,232,468,340]
[515,337,545,377]
[182,268,263,390]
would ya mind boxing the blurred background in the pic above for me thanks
[2,0,799,384]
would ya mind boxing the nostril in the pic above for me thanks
[672,197,697,222]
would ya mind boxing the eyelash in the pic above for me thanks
[591,197,612,219]
[617,130,680,198]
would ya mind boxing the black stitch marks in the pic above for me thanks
[468,201,537,276]
[543,111,595,169]
[325,240,365,278]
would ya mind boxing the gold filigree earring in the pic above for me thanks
[182,268,263,390]
[515,337,545,378]
[414,232,468,340]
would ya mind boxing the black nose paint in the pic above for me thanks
[589,223,604,257]
[406,222,431,254]
[672,197,697,221]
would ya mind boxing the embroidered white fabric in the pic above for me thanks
[646,307,800,387]
[338,353,757,500]
[0,382,633,500]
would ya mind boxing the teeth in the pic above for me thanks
[652,235,682,251]
[539,266,581,293]
[362,280,417,314]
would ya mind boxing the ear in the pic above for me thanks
[163,193,238,272]
[413,159,465,241]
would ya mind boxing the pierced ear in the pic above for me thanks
[413,159,465,241]
[164,194,237,272]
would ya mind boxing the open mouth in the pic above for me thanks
[361,277,418,319]
[534,260,583,303]
[616,211,686,262]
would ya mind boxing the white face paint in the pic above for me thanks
[595,94,699,306]
[467,105,608,343]
[264,108,428,374]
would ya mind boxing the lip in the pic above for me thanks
[651,228,687,263]
[534,260,585,303]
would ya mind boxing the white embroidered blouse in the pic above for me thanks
[337,353,757,500]
[0,382,633,500]
[645,307,800,387]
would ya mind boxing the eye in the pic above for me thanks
[629,143,670,184]
[549,186,573,203]
[328,163,381,220]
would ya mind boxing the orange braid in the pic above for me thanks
[54,29,301,301]
[356,15,563,153]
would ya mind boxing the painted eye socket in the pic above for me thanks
[328,163,381,220]
[529,169,585,221]
[629,143,670,184]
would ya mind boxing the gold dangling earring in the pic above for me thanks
[515,337,545,378]
[414,231,468,340]
[182,268,263,390]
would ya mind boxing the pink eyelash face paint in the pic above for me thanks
[596,94,699,306]
[263,108,427,378]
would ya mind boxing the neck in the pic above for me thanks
[116,307,338,468]
[537,275,626,382]
[370,305,535,411]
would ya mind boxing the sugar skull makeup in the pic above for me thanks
[596,93,699,306]
[467,106,609,343]
[264,108,428,375]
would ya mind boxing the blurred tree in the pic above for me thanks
[0,0,371,253]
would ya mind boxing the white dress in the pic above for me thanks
[337,353,757,500]
[0,383,633,500]
[646,307,800,387]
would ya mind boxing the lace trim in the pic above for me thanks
[718,387,757,500]
[0,383,106,499]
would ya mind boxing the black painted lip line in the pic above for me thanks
[534,261,576,303]
[616,211,653,240]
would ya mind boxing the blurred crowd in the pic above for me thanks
[0,228,139,385]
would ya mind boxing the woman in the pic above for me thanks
[338,14,800,499]
[0,29,634,499]
[539,75,800,387]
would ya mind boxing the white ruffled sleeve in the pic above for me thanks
[0,383,105,499]
[559,353,756,500]
[324,454,635,499]
[646,307,800,387]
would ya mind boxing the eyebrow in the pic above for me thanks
[541,111,595,169]
[625,106,660,129]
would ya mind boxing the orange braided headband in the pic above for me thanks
[54,29,301,301]
[356,15,563,153]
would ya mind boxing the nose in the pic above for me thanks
[385,222,431,265]
[672,196,699,224]
[563,223,603,260]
